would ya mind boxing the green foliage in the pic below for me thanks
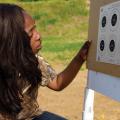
[33,12,48,20]
[43,18,57,26]
[20,0,39,2]
[18,0,56,1]
[0,0,89,67]
[19,0,88,66]
[42,37,83,53]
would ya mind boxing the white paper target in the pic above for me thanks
[97,1,120,65]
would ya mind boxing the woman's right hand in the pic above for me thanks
[78,40,91,62]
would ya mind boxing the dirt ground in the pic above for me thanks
[37,65,120,120]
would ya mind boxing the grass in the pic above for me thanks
[16,0,89,67]
[0,0,89,68]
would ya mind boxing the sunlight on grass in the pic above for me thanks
[0,0,89,70]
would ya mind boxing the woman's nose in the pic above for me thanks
[34,31,41,41]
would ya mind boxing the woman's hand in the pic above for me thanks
[78,40,91,62]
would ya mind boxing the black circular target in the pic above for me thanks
[109,40,115,52]
[102,16,106,28]
[100,40,105,51]
[111,14,117,26]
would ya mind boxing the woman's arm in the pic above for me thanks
[47,41,91,91]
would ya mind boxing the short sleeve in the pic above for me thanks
[37,55,57,87]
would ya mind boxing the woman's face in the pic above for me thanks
[24,12,42,54]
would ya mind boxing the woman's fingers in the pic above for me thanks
[79,41,91,61]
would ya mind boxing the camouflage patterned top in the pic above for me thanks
[0,55,57,120]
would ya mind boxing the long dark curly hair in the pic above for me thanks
[0,3,42,115]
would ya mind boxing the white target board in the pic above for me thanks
[97,1,120,65]
[83,1,120,120]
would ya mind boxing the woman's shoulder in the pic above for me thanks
[37,55,57,86]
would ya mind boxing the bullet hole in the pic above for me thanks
[109,40,115,52]
[111,14,117,26]
[100,40,105,51]
[102,16,107,28]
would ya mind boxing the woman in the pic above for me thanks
[0,3,90,120]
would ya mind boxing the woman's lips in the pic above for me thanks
[36,42,42,49]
